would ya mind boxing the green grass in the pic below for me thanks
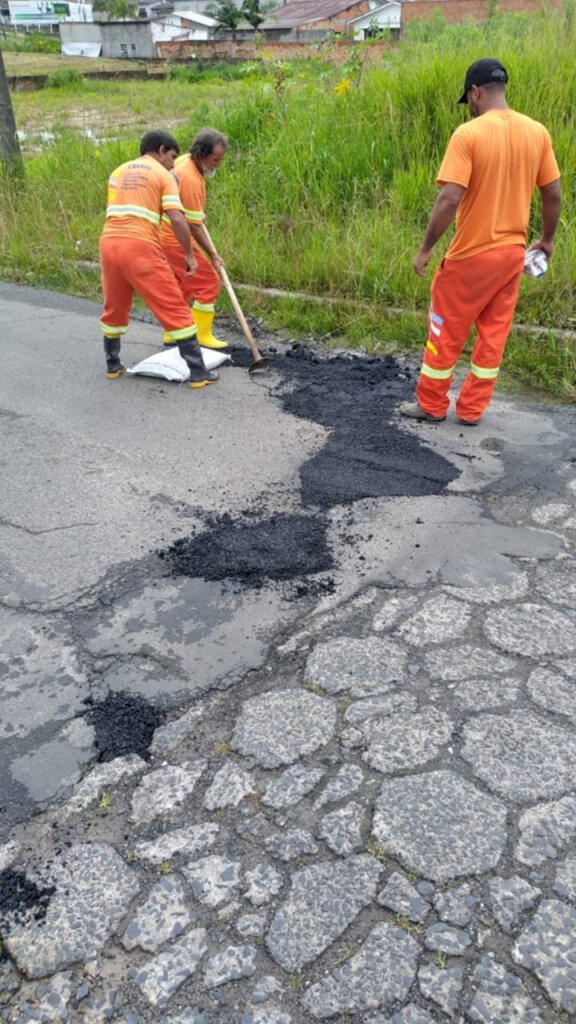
[1,11,576,400]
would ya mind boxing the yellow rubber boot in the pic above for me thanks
[193,308,229,351]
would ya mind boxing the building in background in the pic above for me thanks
[8,0,92,24]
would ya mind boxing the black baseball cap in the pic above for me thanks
[457,58,508,103]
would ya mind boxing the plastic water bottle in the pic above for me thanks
[523,249,548,278]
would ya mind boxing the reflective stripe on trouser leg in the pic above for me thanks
[161,244,221,306]
[456,246,524,422]
[415,264,474,418]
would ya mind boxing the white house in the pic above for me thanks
[349,0,400,38]
[150,7,217,39]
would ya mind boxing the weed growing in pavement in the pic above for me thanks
[305,682,326,696]
[288,974,303,990]
[337,697,351,713]
[158,861,173,875]
[211,741,231,757]
[366,839,389,862]
[97,791,112,813]
[436,950,447,969]
[394,913,424,934]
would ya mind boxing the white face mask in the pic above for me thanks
[202,165,218,178]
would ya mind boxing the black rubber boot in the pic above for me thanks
[178,335,219,389]
[103,337,125,379]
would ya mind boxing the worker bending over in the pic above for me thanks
[160,128,229,351]
[99,129,218,388]
[400,58,561,425]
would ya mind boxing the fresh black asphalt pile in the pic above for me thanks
[0,869,55,935]
[85,692,163,762]
[161,348,460,588]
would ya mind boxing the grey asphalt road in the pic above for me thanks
[0,280,574,840]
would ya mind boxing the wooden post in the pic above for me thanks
[0,44,24,177]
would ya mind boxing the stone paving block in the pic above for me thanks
[534,558,576,607]
[553,852,576,901]
[266,855,381,971]
[418,962,463,1017]
[394,594,471,646]
[122,877,195,952]
[372,593,420,631]
[182,855,241,907]
[134,823,220,864]
[130,928,207,1008]
[527,666,576,723]
[264,829,318,862]
[461,711,576,802]
[377,872,430,924]
[343,694,417,728]
[160,1009,207,1024]
[365,1008,435,1024]
[26,971,76,1022]
[131,760,207,825]
[262,764,325,809]
[484,602,576,656]
[64,754,146,814]
[3,843,140,978]
[232,689,336,768]
[516,795,576,866]
[244,863,284,906]
[317,801,365,855]
[372,771,507,883]
[202,944,257,988]
[433,883,476,926]
[0,841,20,872]
[301,920,418,1018]
[487,876,541,931]
[304,637,407,696]
[203,762,256,809]
[236,912,267,937]
[531,503,571,526]
[0,961,20,1005]
[241,1011,291,1024]
[363,708,453,774]
[423,644,518,682]
[452,676,519,711]
[313,764,365,808]
[513,899,576,1013]
[424,923,471,955]
[150,705,204,756]
[467,957,545,1023]
[251,976,283,1003]
[443,574,529,604]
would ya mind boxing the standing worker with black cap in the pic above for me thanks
[400,58,561,425]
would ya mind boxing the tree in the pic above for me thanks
[93,0,138,18]
[208,0,246,40]
[241,0,274,31]
[0,45,23,178]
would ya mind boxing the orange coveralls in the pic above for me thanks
[416,109,560,422]
[159,154,221,314]
[99,155,197,344]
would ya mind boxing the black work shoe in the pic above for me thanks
[178,336,219,389]
[399,401,446,423]
[103,337,125,379]
[457,417,479,426]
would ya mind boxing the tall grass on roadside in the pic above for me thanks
[1,8,575,399]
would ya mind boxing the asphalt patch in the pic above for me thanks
[161,512,332,587]
[160,348,460,588]
[0,869,55,932]
[273,348,460,508]
[85,692,163,762]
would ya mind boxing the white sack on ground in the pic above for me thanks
[128,346,231,382]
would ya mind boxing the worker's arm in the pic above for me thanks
[189,222,224,275]
[166,209,198,275]
[530,178,562,259]
[413,183,466,277]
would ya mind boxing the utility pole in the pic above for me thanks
[0,44,24,176]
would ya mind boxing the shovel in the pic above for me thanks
[203,228,271,373]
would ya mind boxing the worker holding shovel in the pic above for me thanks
[99,129,219,389]
[160,127,230,352]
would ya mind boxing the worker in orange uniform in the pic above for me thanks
[160,127,229,351]
[99,129,218,388]
[400,58,561,426]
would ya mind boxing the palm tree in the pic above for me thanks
[241,0,273,30]
[207,0,245,39]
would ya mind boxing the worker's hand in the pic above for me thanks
[413,250,430,277]
[211,254,225,275]
[185,254,198,276]
[528,239,554,261]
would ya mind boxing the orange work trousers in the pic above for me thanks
[99,237,197,344]
[162,243,221,312]
[416,245,525,422]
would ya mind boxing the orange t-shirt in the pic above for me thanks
[159,154,206,249]
[437,109,560,261]
[101,154,183,247]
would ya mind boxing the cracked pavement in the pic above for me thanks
[1,282,576,1023]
